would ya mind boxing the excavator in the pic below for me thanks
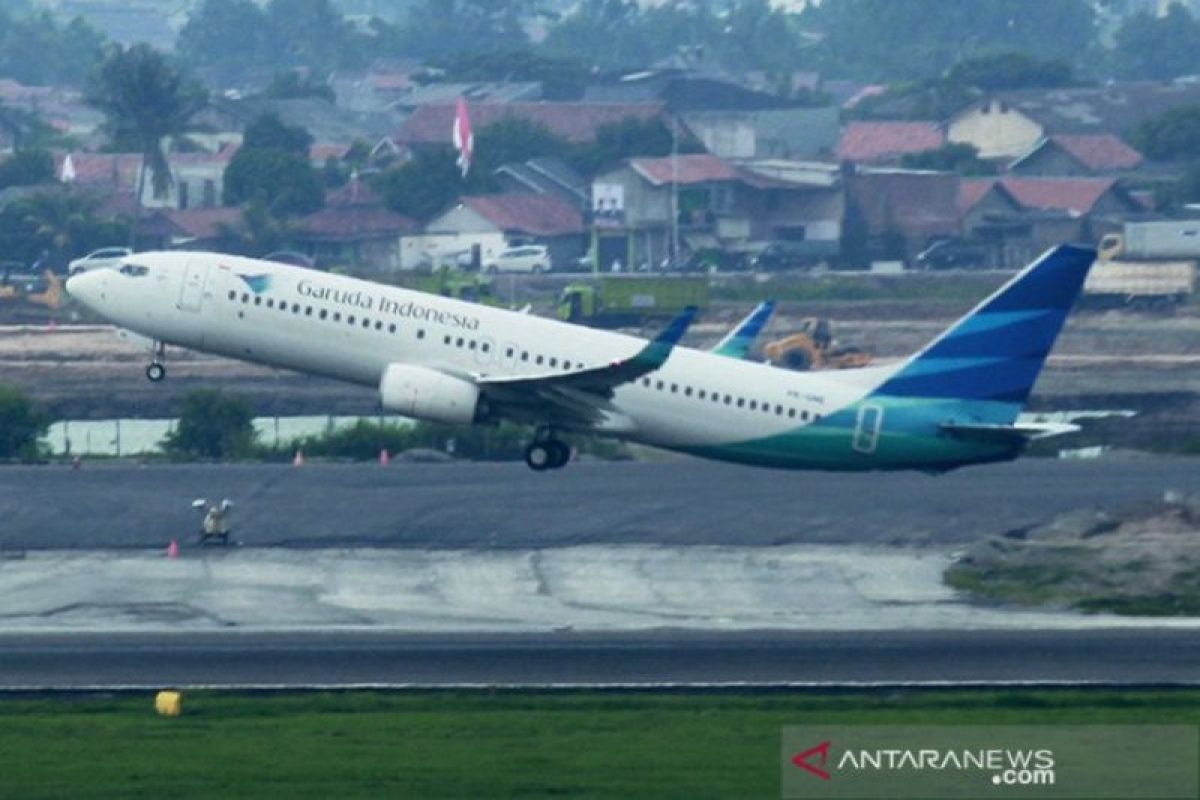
[762,317,871,371]
[0,268,65,310]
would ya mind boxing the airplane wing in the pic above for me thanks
[711,300,774,359]
[476,306,698,430]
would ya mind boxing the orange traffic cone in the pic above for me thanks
[293,449,305,467]
[379,448,390,466]
[166,539,179,558]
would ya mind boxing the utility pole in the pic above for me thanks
[670,116,680,269]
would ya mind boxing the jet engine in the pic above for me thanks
[379,364,483,425]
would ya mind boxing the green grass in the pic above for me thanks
[1,689,1198,799]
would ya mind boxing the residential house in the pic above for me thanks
[135,207,243,251]
[493,157,589,208]
[836,121,945,165]
[421,193,586,270]
[959,176,1145,265]
[946,83,1200,161]
[591,153,843,270]
[292,180,418,274]
[138,146,239,211]
[843,168,961,262]
[1007,134,1144,177]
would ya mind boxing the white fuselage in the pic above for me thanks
[68,252,883,454]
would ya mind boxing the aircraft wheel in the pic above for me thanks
[146,362,166,382]
[548,440,571,469]
[525,442,553,472]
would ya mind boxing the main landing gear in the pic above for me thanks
[145,341,166,382]
[525,428,571,472]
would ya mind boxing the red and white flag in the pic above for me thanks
[452,97,474,178]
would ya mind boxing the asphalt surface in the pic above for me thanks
[2,457,1198,550]
[1,630,1196,689]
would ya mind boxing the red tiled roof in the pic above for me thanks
[397,102,665,145]
[836,121,945,163]
[325,179,384,208]
[310,144,349,163]
[296,205,417,240]
[55,152,142,188]
[1045,134,1143,172]
[998,177,1117,215]
[630,153,740,186]
[460,193,584,237]
[163,207,243,239]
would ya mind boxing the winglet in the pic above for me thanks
[631,305,698,369]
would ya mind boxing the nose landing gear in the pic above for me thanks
[145,341,167,382]
[525,428,571,471]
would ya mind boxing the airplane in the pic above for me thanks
[65,244,1095,472]
[711,300,775,359]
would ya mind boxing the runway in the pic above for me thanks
[1,629,1197,689]
[3,456,1198,549]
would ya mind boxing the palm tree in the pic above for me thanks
[86,44,208,203]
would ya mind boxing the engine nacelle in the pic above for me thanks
[379,364,482,425]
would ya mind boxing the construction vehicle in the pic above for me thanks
[400,267,496,304]
[0,268,65,310]
[762,317,872,371]
[1086,223,1198,309]
[557,275,708,328]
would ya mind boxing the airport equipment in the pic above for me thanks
[400,268,495,304]
[192,498,233,545]
[557,275,708,327]
[762,317,871,371]
[155,691,182,717]
[0,269,63,310]
[1088,223,1198,308]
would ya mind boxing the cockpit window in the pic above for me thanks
[119,263,150,277]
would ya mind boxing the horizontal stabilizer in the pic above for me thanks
[940,421,1080,445]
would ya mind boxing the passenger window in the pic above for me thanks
[737,398,745,408]
[506,347,515,358]
[444,335,452,345]
[293,303,301,313]
[670,383,678,393]
[481,342,490,353]
[333,312,341,322]
[790,409,797,418]
[724,395,732,404]
[388,324,397,334]
[684,387,693,397]
[698,390,706,399]
[348,316,356,325]
[536,355,544,365]
[656,380,664,390]
[227,290,236,300]
[417,330,425,339]
[549,357,557,367]
[305,307,313,316]
[749,400,757,410]
[319,309,328,320]
[521,352,529,361]
[469,340,477,350]
[254,296,262,306]
[456,337,465,347]
[242,293,250,303]
[363,319,371,328]
[267,299,274,308]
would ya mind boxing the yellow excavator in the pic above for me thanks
[0,268,64,310]
[762,317,872,371]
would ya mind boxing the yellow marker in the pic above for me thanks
[155,690,183,717]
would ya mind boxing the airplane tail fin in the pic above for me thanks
[871,244,1095,420]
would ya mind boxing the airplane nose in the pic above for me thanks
[65,269,105,309]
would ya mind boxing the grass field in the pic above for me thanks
[2,689,1197,799]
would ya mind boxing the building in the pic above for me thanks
[591,153,843,270]
[1007,134,1144,176]
[836,121,946,165]
[292,180,418,274]
[421,193,586,270]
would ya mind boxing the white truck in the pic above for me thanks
[1086,222,1198,308]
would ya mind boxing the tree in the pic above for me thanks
[223,148,324,216]
[0,9,104,86]
[374,146,464,221]
[1112,5,1200,81]
[242,112,314,156]
[804,0,1097,82]
[395,0,535,61]
[214,200,292,256]
[1133,104,1200,162]
[901,142,996,176]
[162,389,257,460]
[1153,162,1200,211]
[5,189,129,268]
[264,70,336,103]
[0,384,49,461]
[86,44,208,201]
[177,0,267,87]
[944,52,1073,92]
[0,149,54,190]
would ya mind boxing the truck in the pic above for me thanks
[1085,222,1198,309]
[557,275,709,328]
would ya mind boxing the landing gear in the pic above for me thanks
[145,341,166,382]
[524,429,571,471]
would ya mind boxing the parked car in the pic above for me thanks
[915,239,990,270]
[68,247,133,276]
[482,245,551,274]
[749,242,816,271]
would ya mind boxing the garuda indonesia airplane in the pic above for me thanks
[66,245,1095,472]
